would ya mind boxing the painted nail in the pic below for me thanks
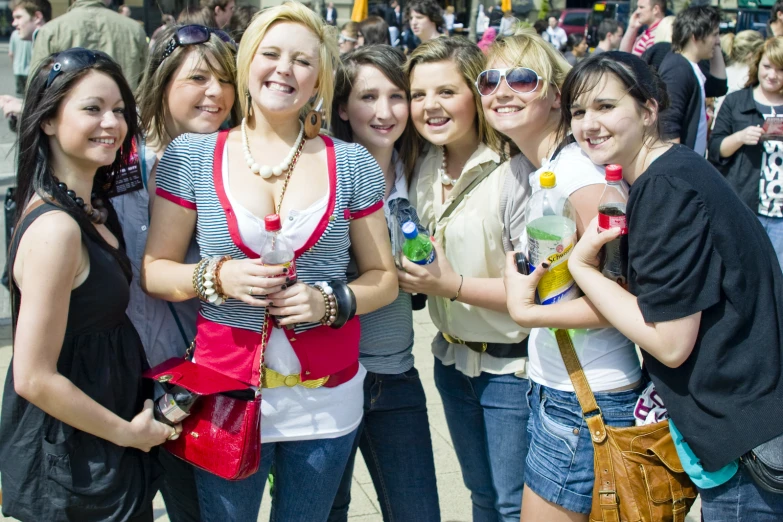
[542,262,550,269]
[282,267,288,274]
[281,283,289,290]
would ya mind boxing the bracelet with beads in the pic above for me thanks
[202,256,229,305]
[314,282,338,326]
[192,258,210,300]
[214,255,232,299]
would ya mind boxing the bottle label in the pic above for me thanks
[157,394,190,424]
[262,252,297,282]
[528,231,580,305]
[411,249,436,265]
[598,213,628,234]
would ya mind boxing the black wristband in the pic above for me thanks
[329,280,356,329]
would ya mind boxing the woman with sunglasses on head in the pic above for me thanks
[327,45,439,522]
[564,52,783,520]
[112,24,239,522]
[0,49,172,522]
[400,37,530,522]
[479,32,642,522]
[142,3,398,520]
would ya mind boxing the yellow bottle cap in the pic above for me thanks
[540,171,556,188]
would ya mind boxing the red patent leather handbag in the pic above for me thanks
[143,321,270,481]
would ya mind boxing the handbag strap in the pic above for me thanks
[554,329,620,522]
[435,161,499,231]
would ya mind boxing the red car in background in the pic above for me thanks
[559,8,590,36]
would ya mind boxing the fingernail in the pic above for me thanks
[286,276,294,283]
[282,267,288,274]
[281,283,289,290]
[542,262,550,269]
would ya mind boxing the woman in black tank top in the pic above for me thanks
[0,50,176,522]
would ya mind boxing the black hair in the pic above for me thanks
[407,0,444,31]
[12,51,137,312]
[671,6,720,53]
[774,0,783,18]
[567,33,585,51]
[597,19,620,41]
[559,51,670,141]
[533,19,547,35]
[358,16,390,45]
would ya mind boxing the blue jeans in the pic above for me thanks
[328,367,440,522]
[525,381,642,514]
[158,448,201,522]
[699,464,783,521]
[194,428,358,521]
[758,215,783,269]
[434,357,530,522]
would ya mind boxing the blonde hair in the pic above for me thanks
[747,36,783,90]
[404,37,500,152]
[651,15,674,44]
[485,28,571,100]
[236,1,339,124]
[722,30,764,66]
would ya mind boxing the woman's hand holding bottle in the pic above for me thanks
[123,400,182,453]
[217,259,288,306]
[267,283,326,325]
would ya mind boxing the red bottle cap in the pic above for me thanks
[605,164,622,182]
[264,214,282,232]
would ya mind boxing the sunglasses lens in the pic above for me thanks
[506,68,539,93]
[177,25,211,45]
[213,29,236,47]
[477,70,501,96]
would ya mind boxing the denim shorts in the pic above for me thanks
[524,380,643,514]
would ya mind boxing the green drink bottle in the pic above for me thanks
[401,221,436,265]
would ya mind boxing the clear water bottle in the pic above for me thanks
[401,221,436,265]
[597,164,629,286]
[525,171,580,305]
[260,214,297,282]
[154,385,198,426]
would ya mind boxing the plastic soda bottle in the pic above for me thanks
[401,221,436,265]
[260,214,297,282]
[525,171,580,304]
[597,164,629,286]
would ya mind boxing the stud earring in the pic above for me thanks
[305,99,323,140]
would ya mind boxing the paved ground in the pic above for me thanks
[0,44,700,522]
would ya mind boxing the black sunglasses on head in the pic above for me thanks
[161,25,237,61]
[46,48,110,88]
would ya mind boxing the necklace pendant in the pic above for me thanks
[439,168,455,186]
[259,165,273,179]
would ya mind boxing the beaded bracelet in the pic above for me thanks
[192,258,210,301]
[214,255,232,298]
[314,282,338,326]
[203,256,230,305]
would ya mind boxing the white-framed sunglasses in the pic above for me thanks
[475,67,543,96]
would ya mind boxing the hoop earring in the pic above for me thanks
[305,98,323,140]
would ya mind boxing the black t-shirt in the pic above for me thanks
[626,144,783,471]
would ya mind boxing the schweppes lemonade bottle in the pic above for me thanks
[525,171,580,305]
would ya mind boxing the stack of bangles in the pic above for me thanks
[193,255,231,305]
[313,280,356,329]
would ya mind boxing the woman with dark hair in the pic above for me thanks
[709,36,783,267]
[327,44,438,522]
[0,49,173,522]
[407,0,444,44]
[563,51,783,520]
[358,15,390,46]
[564,32,589,66]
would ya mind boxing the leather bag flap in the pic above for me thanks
[143,358,251,395]
[754,433,783,471]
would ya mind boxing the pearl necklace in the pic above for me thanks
[439,147,456,186]
[241,118,305,179]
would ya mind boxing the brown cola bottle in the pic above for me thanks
[598,164,629,286]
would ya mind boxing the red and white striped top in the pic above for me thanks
[632,18,661,56]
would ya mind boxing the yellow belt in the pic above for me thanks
[442,332,488,353]
[262,367,330,389]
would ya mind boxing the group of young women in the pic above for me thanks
[1,3,783,522]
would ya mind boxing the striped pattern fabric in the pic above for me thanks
[155,131,385,335]
[632,19,660,56]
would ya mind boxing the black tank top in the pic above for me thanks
[0,203,160,521]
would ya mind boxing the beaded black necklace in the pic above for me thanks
[54,178,108,224]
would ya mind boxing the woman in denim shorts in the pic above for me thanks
[480,32,644,521]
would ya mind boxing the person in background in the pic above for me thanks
[119,4,131,17]
[709,36,783,267]
[11,0,49,43]
[324,1,337,26]
[121,24,240,522]
[659,5,727,155]
[713,29,765,119]
[488,4,503,29]
[340,21,360,54]
[0,48,173,522]
[178,5,217,26]
[327,44,439,522]
[200,0,234,28]
[534,18,550,45]
[408,0,444,44]
[386,0,401,29]
[444,5,455,35]
[620,0,666,56]
[359,16,390,46]
[564,50,783,522]
[564,33,589,65]
[229,4,259,43]
[402,37,530,522]
[498,9,516,37]
[476,4,489,37]
[639,15,675,71]
[546,13,567,51]
[9,30,31,97]
[592,18,623,54]
[149,13,175,49]
[30,0,149,90]
[769,0,783,37]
